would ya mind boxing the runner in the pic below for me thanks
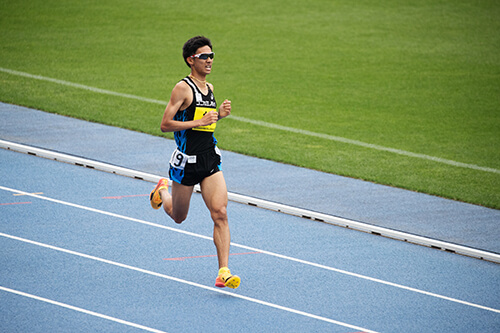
[150,36,240,289]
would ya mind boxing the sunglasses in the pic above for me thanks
[190,52,215,60]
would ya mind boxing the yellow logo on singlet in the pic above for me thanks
[193,107,217,132]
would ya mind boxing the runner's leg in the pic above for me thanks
[200,172,230,268]
[161,181,194,224]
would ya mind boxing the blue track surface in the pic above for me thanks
[1,103,500,332]
[1,103,499,253]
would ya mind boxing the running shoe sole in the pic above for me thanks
[215,274,241,289]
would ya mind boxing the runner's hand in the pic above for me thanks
[199,110,219,126]
[219,99,231,118]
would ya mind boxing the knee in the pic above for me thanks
[171,212,187,224]
[211,205,228,225]
[173,217,185,224]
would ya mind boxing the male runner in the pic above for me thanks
[149,36,240,289]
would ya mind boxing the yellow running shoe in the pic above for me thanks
[150,178,169,209]
[215,267,240,289]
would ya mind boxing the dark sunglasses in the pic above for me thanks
[190,52,215,60]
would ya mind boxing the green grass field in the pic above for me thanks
[1,0,499,208]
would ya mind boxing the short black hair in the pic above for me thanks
[182,36,212,68]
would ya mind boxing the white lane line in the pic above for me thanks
[1,185,499,315]
[0,286,168,333]
[229,115,500,174]
[0,232,379,333]
[2,139,499,263]
[0,67,165,105]
[1,67,498,174]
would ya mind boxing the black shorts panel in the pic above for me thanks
[169,148,221,186]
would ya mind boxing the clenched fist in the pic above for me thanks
[219,99,231,119]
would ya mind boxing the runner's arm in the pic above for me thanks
[161,82,218,133]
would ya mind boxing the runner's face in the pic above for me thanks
[191,45,213,75]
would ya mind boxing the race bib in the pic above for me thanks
[192,107,217,132]
[169,149,196,170]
